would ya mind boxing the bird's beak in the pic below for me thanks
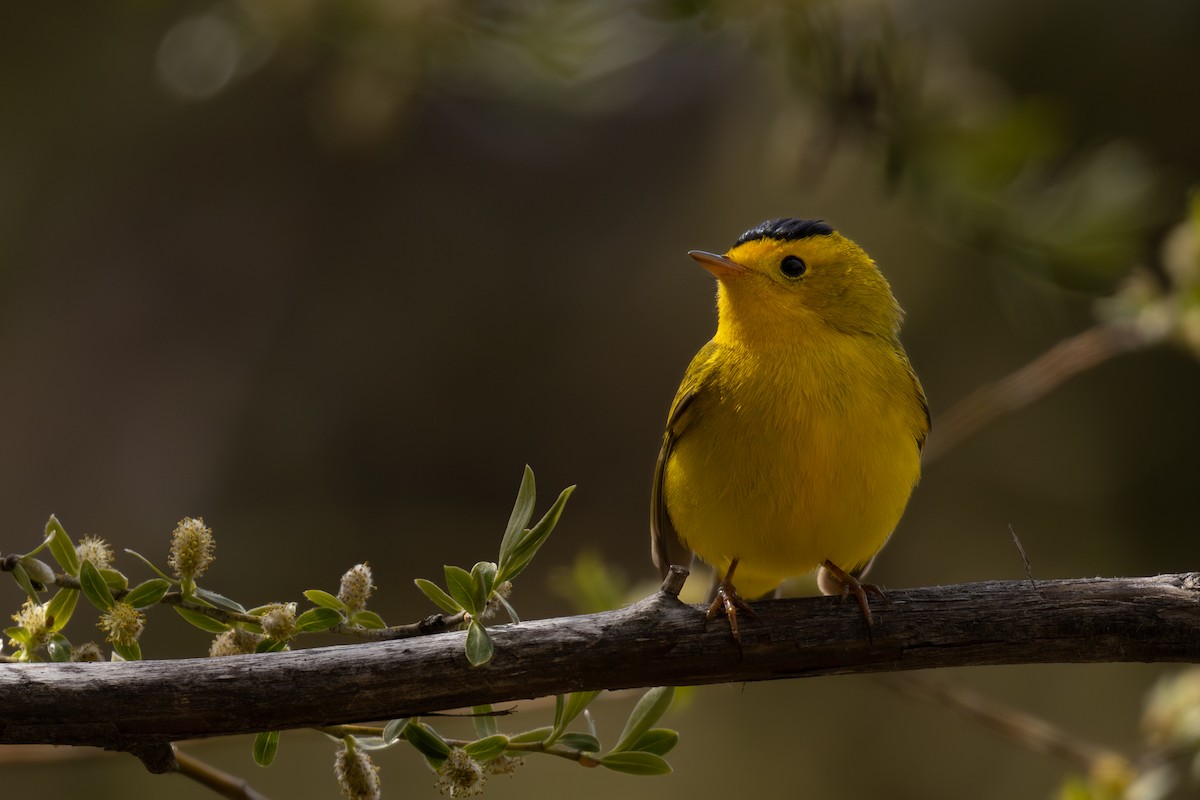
[688,250,745,281]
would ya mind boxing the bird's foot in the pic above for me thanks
[819,559,886,629]
[705,560,759,643]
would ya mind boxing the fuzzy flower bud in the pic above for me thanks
[434,748,486,797]
[208,628,263,657]
[76,535,114,570]
[260,602,298,642]
[71,642,105,662]
[168,517,215,585]
[334,739,381,800]
[98,602,145,646]
[337,563,374,612]
[482,580,513,621]
[9,599,51,658]
[485,754,523,777]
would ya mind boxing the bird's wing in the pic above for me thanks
[899,343,931,453]
[650,341,722,579]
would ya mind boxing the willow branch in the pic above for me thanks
[173,746,271,800]
[922,322,1148,464]
[46,573,466,641]
[2,571,1198,761]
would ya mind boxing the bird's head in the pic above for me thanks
[691,218,902,345]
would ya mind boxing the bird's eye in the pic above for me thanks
[780,255,807,278]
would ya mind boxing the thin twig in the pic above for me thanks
[173,746,272,800]
[881,673,1126,773]
[922,322,1147,464]
[1009,524,1036,588]
[329,612,467,640]
[316,723,603,767]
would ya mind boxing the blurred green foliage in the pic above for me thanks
[153,0,1166,290]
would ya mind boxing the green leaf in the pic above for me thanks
[125,579,171,609]
[557,732,601,753]
[98,568,128,594]
[494,592,521,624]
[347,610,386,629]
[612,687,674,753]
[498,465,537,564]
[194,588,246,613]
[472,705,498,739]
[559,691,600,735]
[382,718,410,745]
[79,560,115,611]
[463,734,509,762]
[295,607,343,632]
[303,589,347,611]
[444,565,479,616]
[599,751,672,776]
[508,726,553,744]
[45,588,79,632]
[4,626,31,647]
[414,578,462,614]
[552,693,565,731]
[496,485,575,585]
[630,728,679,756]
[47,634,72,662]
[45,515,80,576]
[471,561,498,605]
[351,736,396,752]
[122,549,174,582]
[113,641,142,661]
[465,621,493,666]
[546,690,601,746]
[256,638,288,653]
[405,722,451,763]
[20,557,56,587]
[253,731,280,766]
[173,605,231,633]
[10,563,39,600]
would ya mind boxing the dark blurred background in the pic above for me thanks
[3,1,1199,798]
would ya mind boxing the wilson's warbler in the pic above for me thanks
[651,218,928,638]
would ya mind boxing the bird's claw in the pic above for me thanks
[821,559,885,630]
[705,575,758,643]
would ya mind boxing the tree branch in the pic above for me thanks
[922,322,1147,464]
[3,572,1198,760]
[46,572,468,641]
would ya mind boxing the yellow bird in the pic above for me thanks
[651,218,928,638]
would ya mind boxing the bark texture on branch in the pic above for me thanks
[2,573,1198,761]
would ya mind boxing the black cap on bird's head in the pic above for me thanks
[733,218,834,247]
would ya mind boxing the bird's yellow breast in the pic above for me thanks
[662,327,924,599]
